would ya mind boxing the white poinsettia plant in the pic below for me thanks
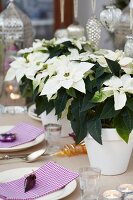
[5,38,133,144]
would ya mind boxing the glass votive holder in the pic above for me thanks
[117,184,133,198]
[125,194,133,200]
[44,123,62,153]
[79,166,101,200]
[103,190,123,200]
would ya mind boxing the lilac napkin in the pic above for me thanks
[0,161,79,200]
[0,123,44,148]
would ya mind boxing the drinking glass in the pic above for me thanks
[44,123,62,153]
[79,166,101,200]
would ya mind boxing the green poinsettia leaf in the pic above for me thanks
[113,108,133,143]
[70,98,88,144]
[84,77,95,93]
[96,73,112,90]
[92,90,112,103]
[71,116,87,144]
[67,88,77,98]
[95,65,105,78]
[35,95,54,115]
[19,76,33,98]
[54,89,68,115]
[71,98,81,120]
[81,92,96,112]
[32,86,39,102]
[35,95,47,115]
[105,58,121,76]
[87,119,102,144]
[126,98,133,111]
[100,98,120,119]
[48,43,70,58]
[122,108,133,131]
[62,41,75,48]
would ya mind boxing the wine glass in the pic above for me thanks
[67,0,85,40]
[54,0,68,39]
[86,0,101,48]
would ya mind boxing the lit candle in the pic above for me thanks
[103,190,122,200]
[117,184,133,196]
[5,84,14,93]
[10,93,21,100]
[125,194,133,200]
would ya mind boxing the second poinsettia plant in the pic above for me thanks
[5,38,133,144]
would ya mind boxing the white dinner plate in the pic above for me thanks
[0,126,45,152]
[28,104,41,121]
[0,167,77,200]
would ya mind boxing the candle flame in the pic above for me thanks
[10,93,21,100]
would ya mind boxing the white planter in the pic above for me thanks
[40,109,73,137]
[85,129,133,175]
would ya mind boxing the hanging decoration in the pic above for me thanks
[86,0,101,48]
[100,5,122,32]
[67,0,85,40]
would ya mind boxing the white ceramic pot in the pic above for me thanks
[40,109,73,137]
[85,129,133,175]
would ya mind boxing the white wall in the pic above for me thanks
[78,0,114,50]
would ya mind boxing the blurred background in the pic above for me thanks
[0,0,130,50]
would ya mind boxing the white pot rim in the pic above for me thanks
[87,128,133,141]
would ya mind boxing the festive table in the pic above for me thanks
[0,113,133,199]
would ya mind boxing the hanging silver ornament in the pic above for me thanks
[100,5,122,32]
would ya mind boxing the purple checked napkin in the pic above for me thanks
[0,123,44,148]
[0,161,79,200]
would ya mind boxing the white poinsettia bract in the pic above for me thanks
[103,74,133,110]
[40,55,94,98]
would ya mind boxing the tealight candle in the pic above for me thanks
[103,190,122,200]
[125,194,133,200]
[117,184,133,196]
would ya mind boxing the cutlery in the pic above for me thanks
[0,148,48,162]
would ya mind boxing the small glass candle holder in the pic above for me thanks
[79,166,101,200]
[103,190,123,200]
[117,184,133,197]
[44,123,62,153]
[125,194,133,200]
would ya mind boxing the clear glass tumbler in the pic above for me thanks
[79,166,101,200]
[44,123,62,154]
